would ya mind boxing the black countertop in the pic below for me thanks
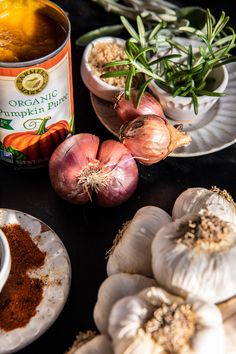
[0,0,236,353]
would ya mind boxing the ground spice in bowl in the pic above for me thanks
[0,224,45,331]
[88,42,127,88]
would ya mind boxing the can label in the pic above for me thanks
[0,40,74,166]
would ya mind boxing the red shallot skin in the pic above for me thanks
[96,140,139,207]
[49,133,100,204]
[49,134,139,207]
[120,115,170,165]
[114,90,165,123]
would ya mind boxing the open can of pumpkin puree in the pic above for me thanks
[0,0,74,167]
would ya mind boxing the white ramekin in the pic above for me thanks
[80,36,126,102]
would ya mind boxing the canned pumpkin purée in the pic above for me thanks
[0,0,74,167]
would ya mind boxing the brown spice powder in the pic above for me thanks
[142,302,195,353]
[88,42,127,87]
[0,224,45,331]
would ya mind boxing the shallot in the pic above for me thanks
[114,90,165,123]
[120,114,191,165]
[49,133,139,207]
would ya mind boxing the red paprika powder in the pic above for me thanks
[0,224,45,331]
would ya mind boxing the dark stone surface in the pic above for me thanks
[0,1,235,353]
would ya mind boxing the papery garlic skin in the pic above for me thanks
[108,287,225,354]
[107,206,171,277]
[152,213,236,303]
[67,334,113,354]
[218,292,236,353]
[224,314,236,354]
[172,187,236,224]
[93,273,156,334]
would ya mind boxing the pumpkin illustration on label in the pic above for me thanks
[3,117,70,162]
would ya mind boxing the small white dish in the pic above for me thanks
[80,36,126,102]
[149,65,228,122]
[0,229,11,294]
[0,209,71,354]
[147,36,229,122]
[90,61,236,157]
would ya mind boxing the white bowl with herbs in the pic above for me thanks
[148,62,228,122]
[102,10,235,123]
[80,36,126,102]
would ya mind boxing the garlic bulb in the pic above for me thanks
[107,206,171,277]
[94,272,156,334]
[172,186,236,224]
[152,210,236,303]
[108,286,225,354]
[66,331,113,354]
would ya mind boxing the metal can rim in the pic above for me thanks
[0,0,71,68]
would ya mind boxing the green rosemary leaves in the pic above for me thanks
[102,9,236,114]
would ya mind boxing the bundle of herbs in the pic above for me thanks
[101,9,236,114]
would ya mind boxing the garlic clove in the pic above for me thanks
[114,335,153,354]
[108,295,153,354]
[172,187,236,224]
[137,285,182,306]
[189,298,225,354]
[93,273,156,334]
[219,297,236,353]
[172,187,208,220]
[107,206,171,277]
[108,287,225,354]
[65,332,113,354]
[152,212,236,303]
[224,314,236,354]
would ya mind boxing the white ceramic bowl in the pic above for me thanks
[80,36,126,102]
[147,36,229,123]
[0,228,11,293]
[149,65,228,122]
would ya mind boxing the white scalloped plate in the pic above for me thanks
[0,209,71,354]
[91,62,236,157]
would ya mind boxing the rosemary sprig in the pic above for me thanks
[101,15,167,102]
[102,9,236,114]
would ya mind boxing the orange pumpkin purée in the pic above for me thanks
[0,0,66,62]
